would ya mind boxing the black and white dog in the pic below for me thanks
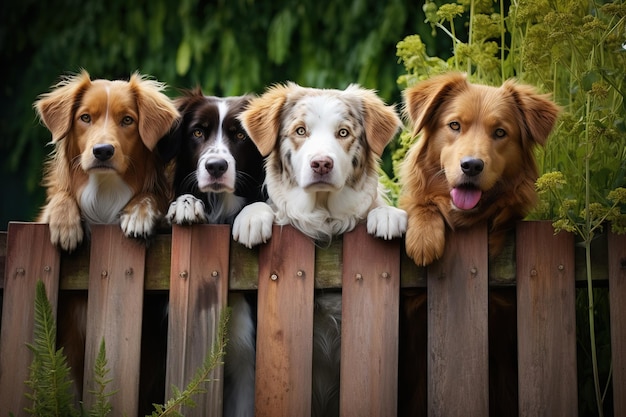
[160,89,266,225]
[158,88,265,417]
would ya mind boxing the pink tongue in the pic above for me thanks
[451,187,482,210]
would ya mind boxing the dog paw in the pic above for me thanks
[232,202,275,248]
[366,206,408,240]
[166,194,207,225]
[45,198,84,252]
[49,216,84,252]
[404,216,445,266]
[120,198,158,239]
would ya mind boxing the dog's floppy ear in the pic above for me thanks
[35,70,93,142]
[130,72,180,152]
[239,83,291,156]
[156,90,202,162]
[353,86,402,157]
[403,72,468,136]
[504,80,560,147]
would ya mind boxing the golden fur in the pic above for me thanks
[35,70,179,251]
[399,72,559,265]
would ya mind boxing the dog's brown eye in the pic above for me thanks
[338,128,349,138]
[236,131,246,140]
[121,116,134,126]
[449,121,461,131]
[295,126,306,136]
[494,128,506,139]
[80,114,91,123]
[192,129,203,139]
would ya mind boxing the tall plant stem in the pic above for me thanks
[584,90,604,417]
[499,0,505,81]
[467,0,474,73]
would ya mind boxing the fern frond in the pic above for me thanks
[148,309,230,417]
[88,338,116,417]
[24,280,78,417]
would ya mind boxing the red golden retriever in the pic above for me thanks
[399,72,559,265]
[35,70,180,251]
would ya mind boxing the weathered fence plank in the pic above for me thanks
[1,221,624,416]
[427,223,489,417]
[608,229,626,416]
[340,225,401,417]
[0,223,60,417]
[255,225,315,417]
[82,225,146,414]
[516,221,577,417]
[165,225,230,417]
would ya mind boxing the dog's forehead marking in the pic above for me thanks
[104,86,110,125]
[84,80,137,124]
[295,94,352,129]
[216,100,229,146]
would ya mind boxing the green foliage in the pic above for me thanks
[148,310,229,417]
[88,340,115,417]
[22,280,229,416]
[24,281,79,417]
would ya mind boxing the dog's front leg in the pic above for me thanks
[232,202,275,248]
[366,204,407,240]
[120,193,161,239]
[40,192,84,252]
[404,204,446,266]
[166,194,207,225]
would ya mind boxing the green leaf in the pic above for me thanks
[176,40,192,76]
[268,9,297,65]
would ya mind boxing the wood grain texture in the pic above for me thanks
[165,224,230,416]
[82,225,146,414]
[608,230,626,416]
[340,224,401,417]
[0,229,603,291]
[516,221,577,417]
[255,225,315,417]
[427,223,489,417]
[0,223,60,417]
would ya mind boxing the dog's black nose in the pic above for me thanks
[93,144,115,161]
[460,157,484,177]
[206,159,229,178]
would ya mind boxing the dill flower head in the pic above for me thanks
[536,171,567,194]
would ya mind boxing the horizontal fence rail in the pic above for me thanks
[0,221,624,417]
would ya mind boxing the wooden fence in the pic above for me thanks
[0,221,624,417]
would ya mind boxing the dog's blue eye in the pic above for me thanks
[121,116,134,126]
[80,114,91,123]
[338,128,349,138]
[494,128,506,138]
[448,121,461,131]
[295,127,306,136]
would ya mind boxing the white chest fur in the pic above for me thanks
[79,173,133,224]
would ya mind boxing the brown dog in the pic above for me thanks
[35,70,179,251]
[399,72,559,265]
